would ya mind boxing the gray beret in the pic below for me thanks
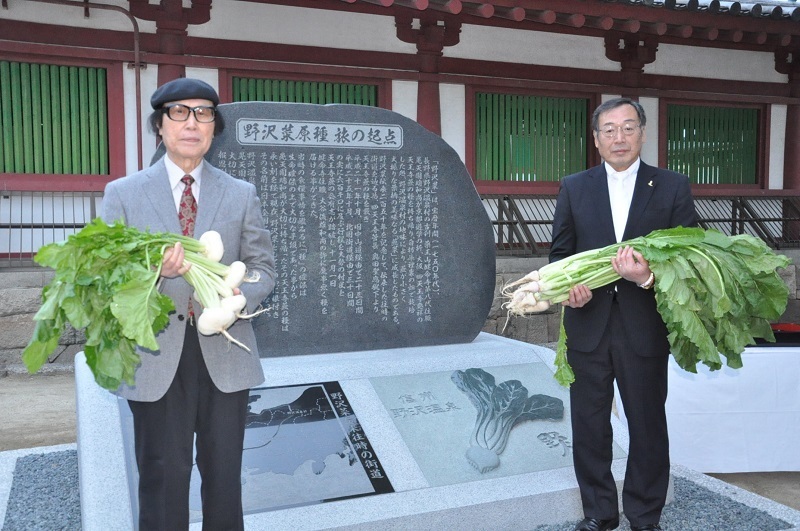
[150,78,219,109]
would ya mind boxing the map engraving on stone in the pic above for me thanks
[119,382,391,523]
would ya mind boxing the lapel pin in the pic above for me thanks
[648,180,653,187]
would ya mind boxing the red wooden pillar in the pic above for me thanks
[776,50,800,191]
[129,0,211,86]
[604,35,657,98]
[396,16,461,136]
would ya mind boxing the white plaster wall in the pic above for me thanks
[190,2,416,55]
[122,64,159,175]
[392,80,418,123]
[452,25,616,71]
[639,97,660,167]
[646,44,787,84]
[440,84,466,163]
[769,105,787,190]
[3,0,156,33]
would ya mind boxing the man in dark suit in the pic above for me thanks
[101,78,276,530]
[550,98,697,531]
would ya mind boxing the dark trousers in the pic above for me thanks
[567,301,670,527]
[128,322,250,531]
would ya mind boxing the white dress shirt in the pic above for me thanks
[606,158,640,243]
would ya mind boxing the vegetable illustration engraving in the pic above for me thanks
[503,227,790,387]
[22,218,265,391]
[451,368,564,473]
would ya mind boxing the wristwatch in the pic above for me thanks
[638,272,655,290]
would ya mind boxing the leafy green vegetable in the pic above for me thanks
[505,227,790,387]
[21,218,214,391]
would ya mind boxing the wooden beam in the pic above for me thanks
[775,33,793,47]
[493,6,525,22]
[462,3,493,18]
[696,27,719,41]
[525,9,557,25]
[614,19,641,33]
[665,24,693,38]
[585,15,614,31]
[426,0,461,15]
[359,0,429,9]
[641,21,668,36]
[556,13,585,29]
[719,28,744,42]
[355,0,393,7]
[743,31,768,45]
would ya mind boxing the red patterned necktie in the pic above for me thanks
[178,175,197,320]
[179,175,197,237]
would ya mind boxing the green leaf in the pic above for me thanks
[554,307,575,387]
[110,268,168,351]
[21,319,62,374]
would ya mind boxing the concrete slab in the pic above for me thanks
[75,333,633,530]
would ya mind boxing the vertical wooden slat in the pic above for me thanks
[50,65,63,174]
[40,65,53,174]
[87,68,99,174]
[12,62,26,172]
[59,66,71,173]
[31,64,44,173]
[0,61,12,172]
[20,62,34,172]
[231,77,240,101]
[97,68,108,174]
[0,64,4,173]
[476,92,485,180]
[501,93,509,180]
[78,67,90,174]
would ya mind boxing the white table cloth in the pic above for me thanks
[664,346,800,473]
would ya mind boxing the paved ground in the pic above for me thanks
[2,370,799,513]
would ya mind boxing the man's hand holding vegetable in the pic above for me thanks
[562,246,652,309]
[160,241,190,278]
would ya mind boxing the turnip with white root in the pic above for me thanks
[181,234,267,350]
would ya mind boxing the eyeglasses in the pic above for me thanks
[597,123,641,138]
[163,104,216,123]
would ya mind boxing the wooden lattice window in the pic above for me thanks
[475,93,588,182]
[0,61,109,175]
[666,104,759,185]
[232,77,378,106]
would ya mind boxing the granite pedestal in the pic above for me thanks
[76,333,643,530]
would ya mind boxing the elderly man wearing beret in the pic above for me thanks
[101,78,276,530]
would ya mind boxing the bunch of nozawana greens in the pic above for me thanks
[503,227,790,387]
[22,218,264,391]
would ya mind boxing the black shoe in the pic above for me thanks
[573,517,620,531]
[631,525,662,531]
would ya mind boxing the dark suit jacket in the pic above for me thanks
[549,161,697,356]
